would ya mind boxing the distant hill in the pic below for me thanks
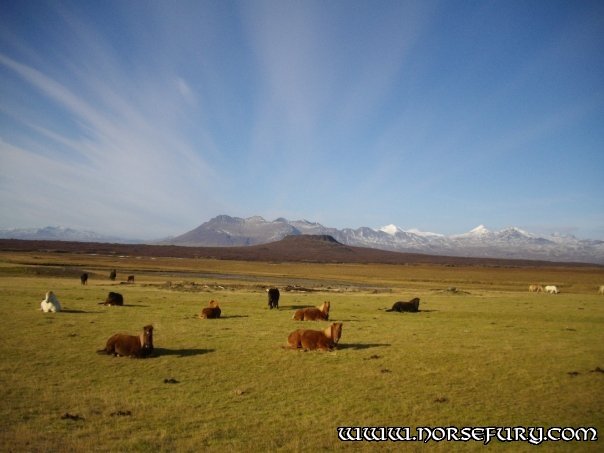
[165,215,604,264]
[0,226,136,244]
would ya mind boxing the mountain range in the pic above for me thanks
[2,216,603,264]
[164,215,604,264]
[0,226,134,244]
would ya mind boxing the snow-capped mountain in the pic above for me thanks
[166,215,604,264]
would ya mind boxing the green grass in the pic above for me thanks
[0,253,603,452]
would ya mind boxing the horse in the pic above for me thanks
[80,273,88,285]
[386,298,420,312]
[528,284,544,293]
[267,288,280,309]
[127,275,135,284]
[109,269,117,281]
[545,285,559,294]
[40,291,62,313]
[293,301,330,321]
[101,291,123,306]
[287,323,343,351]
[97,325,154,358]
[598,285,604,295]
[200,300,221,319]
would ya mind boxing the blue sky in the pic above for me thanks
[1,0,603,240]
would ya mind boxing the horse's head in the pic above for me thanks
[209,300,219,308]
[320,301,330,313]
[331,323,343,344]
[142,325,154,348]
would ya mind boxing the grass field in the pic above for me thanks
[0,251,602,452]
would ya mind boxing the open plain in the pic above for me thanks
[0,241,602,452]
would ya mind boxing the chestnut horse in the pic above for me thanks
[200,300,221,319]
[287,322,343,351]
[97,325,154,358]
[293,301,330,321]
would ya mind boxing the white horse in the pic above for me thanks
[544,285,559,294]
[41,291,62,312]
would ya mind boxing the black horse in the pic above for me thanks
[102,291,123,306]
[386,298,420,313]
[267,288,280,309]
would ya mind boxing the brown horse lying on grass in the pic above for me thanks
[200,300,221,319]
[287,322,343,351]
[97,325,154,358]
[293,301,330,321]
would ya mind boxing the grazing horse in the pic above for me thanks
[102,291,123,306]
[529,284,544,293]
[80,273,88,285]
[293,301,330,321]
[545,285,559,294]
[200,300,221,319]
[386,298,420,313]
[127,275,135,284]
[109,269,117,281]
[287,323,343,351]
[267,288,280,309]
[40,291,62,313]
[97,325,154,358]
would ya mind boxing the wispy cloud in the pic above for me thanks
[0,44,218,238]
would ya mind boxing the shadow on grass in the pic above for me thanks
[96,304,150,308]
[219,315,249,319]
[379,309,437,313]
[338,343,391,350]
[282,305,315,310]
[153,348,215,358]
[61,309,98,314]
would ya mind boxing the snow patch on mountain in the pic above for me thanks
[379,224,403,235]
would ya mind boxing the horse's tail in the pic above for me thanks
[385,308,394,312]
[96,348,109,355]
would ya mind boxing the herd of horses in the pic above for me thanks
[528,284,561,294]
[41,270,603,358]
[40,270,424,357]
[80,271,134,286]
